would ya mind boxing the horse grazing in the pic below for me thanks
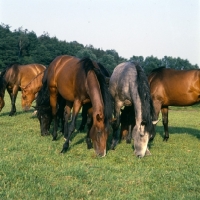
[109,61,158,158]
[45,55,112,157]
[148,67,200,141]
[0,63,46,115]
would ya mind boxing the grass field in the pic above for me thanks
[0,92,200,200]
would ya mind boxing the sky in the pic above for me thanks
[1,0,200,66]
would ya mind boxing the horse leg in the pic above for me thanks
[149,100,161,141]
[111,103,122,150]
[63,102,72,140]
[8,86,18,116]
[161,106,169,141]
[86,108,93,149]
[78,103,91,132]
[126,124,132,144]
[50,87,58,141]
[61,99,82,153]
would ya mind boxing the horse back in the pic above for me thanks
[47,55,86,102]
[148,68,200,106]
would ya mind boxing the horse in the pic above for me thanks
[148,67,200,141]
[0,63,46,116]
[78,62,111,132]
[109,61,158,158]
[44,55,112,156]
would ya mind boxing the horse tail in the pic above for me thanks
[80,58,113,126]
[36,69,50,107]
[0,64,19,95]
[134,62,156,129]
[97,62,111,77]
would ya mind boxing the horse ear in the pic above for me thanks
[152,119,160,125]
[96,113,103,122]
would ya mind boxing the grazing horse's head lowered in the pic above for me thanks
[109,61,158,158]
[0,63,46,116]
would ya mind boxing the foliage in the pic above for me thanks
[0,23,199,74]
[0,92,200,199]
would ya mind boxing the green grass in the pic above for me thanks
[0,92,200,200]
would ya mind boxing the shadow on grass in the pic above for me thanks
[0,109,34,117]
[155,125,200,140]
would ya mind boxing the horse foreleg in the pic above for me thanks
[78,103,91,132]
[111,104,121,150]
[61,100,82,153]
[63,102,72,139]
[50,87,58,141]
[149,100,161,141]
[86,109,93,149]
[161,106,169,141]
[8,86,18,116]
[126,124,132,144]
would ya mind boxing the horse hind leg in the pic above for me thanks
[161,106,169,141]
[61,100,82,153]
[8,86,18,116]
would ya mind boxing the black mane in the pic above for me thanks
[150,66,166,74]
[80,58,113,126]
[135,63,156,133]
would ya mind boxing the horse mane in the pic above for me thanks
[97,62,111,77]
[134,62,156,132]
[150,66,166,74]
[36,69,50,109]
[80,58,113,126]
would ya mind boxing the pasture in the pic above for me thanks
[0,92,200,199]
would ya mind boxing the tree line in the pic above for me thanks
[0,23,198,75]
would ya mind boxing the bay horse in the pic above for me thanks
[148,67,200,141]
[109,61,158,158]
[0,63,46,115]
[46,55,112,156]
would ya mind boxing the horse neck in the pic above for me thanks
[24,71,44,92]
[86,71,104,115]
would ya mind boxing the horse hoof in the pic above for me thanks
[110,145,115,150]
[163,137,169,142]
[60,148,67,153]
[126,139,131,144]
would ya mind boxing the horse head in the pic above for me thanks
[133,120,159,158]
[21,87,36,111]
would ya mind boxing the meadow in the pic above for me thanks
[0,92,200,200]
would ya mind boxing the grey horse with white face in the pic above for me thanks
[109,62,158,158]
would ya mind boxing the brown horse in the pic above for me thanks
[0,63,46,115]
[46,55,112,156]
[148,67,200,141]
